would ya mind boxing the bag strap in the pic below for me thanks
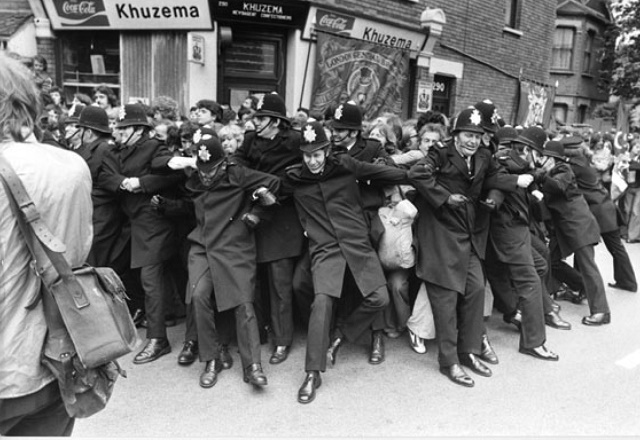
[0,151,89,308]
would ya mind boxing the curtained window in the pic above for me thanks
[504,0,520,29]
[552,27,575,71]
[583,30,595,74]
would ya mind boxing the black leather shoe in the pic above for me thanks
[297,371,322,404]
[582,312,611,326]
[199,360,222,388]
[326,337,343,368]
[553,285,584,304]
[608,282,638,293]
[243,363,267,387]
[132,308,145,328]
[269,346,290,365]
[519,344,559,361]
[133,338,171,364]
[480,334,499,364]
[503,310,522,331]
[369,331,385,365]
[550,301,561,313]
[439,364,474,387]
[220,344,233,370]
[178,340,198,365]
[459,353,492,377]
[545,311,571,330]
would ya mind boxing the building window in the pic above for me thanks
[553,104,568,125]
[578,105,588,123]
[583,30,595,74]
[58,31,120,103]
[505,0,520,29]
[551,27,575,71]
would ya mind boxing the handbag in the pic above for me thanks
[0,152,135,417]
[377,187,418,270]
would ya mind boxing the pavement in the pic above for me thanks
[73,242,640,438]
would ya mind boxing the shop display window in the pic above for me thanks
[58,31,120,103]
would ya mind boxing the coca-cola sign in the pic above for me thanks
[315,9,354,33]
[54,0,106,20]
[62,1,97,16]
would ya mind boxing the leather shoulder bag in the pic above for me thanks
[0,151,137,417]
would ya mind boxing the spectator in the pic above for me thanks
[0,51,93,437]
[152,96,180,122]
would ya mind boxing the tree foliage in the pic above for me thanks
[600,0,640,99]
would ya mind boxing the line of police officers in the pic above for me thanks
[63,93,635,404]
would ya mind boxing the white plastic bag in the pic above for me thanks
[377,199,417,270]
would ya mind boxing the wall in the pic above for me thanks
[187,30,218,107]
[8,21,37,56]
[430,0,555,121]
[287,29,316,115]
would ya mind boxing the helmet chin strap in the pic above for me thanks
[331,130,350,144]
[123,127,138,146]
[66,127,81,142]
[256,118,274,136]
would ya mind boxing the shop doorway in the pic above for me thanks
[432,75,454,118]
[218,29,287,111]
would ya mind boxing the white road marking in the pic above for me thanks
[616,349,640,369]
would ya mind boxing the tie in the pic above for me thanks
[466,157,472,175]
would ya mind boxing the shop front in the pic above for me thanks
[210,0,309,110]
[41,0,214,112]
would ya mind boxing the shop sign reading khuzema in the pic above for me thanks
[42,0,213,30]
[304,6,426,52]
[211,0,309,28]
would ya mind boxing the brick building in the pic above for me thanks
[3,0,558,123]
[550,0,611,127]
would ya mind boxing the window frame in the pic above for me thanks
[504,0,521,30]
[582,29,596,75]
[551,26,576,72]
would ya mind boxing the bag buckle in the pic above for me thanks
[19,200,40,223]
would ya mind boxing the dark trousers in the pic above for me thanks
[0,381,74,436]
[141,262,172,339]
[292,250,314,327]
[602,229,637,290]
[305,282,389,372]
[530,241,554,314]
[549,238,585,292]
[191,270,260,368]
[425,253,485,367]
[485,247,546,349]
[184,301,198,342]
[573,245,610,314]
[266,257,296,346]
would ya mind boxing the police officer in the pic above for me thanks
[284,121,406,404]
[408,108,527,387]
[100,103,183,363]
[561,136,637,293]
[233,92,307,365]
[329,100,392,364]
[531,140,612,326]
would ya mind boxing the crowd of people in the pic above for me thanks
[2,50,640,435]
